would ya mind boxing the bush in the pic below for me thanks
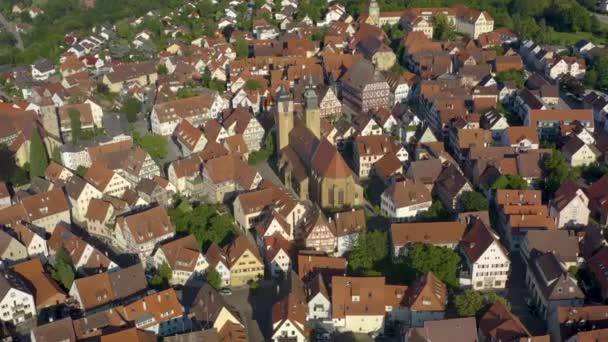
[454,290,510,317]
[29,129,48,180]
[458,191,489,212]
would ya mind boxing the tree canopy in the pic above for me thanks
[51,247,75,291]
[492,175,528,190]
[149,262,172,289]
[134,133,168,160]
[206,268,222,289]
[405,243,461,287]
[432,14,456,41]
[585,56,608,92]
[244,79,261,91]
[168,200,236,250]
[29,128,48,180]
[543,150,580,197]
[458,191,489,212]
[454,290,511,317]
[122,97,141,123]
[234,37,248,58]
[248,131,275,165]
[420,200,451,222]
[68,108,82,144]
[348,231,389,276]
[495,70,526,88]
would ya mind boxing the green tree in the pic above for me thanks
[122,97,141,123]
[454,290,511,317]
[51,247,75,290]
[176,87,199,99]
[406,243,461,287]
[492,175,528,190]
[234,37,248,58]
[168,200,236,250]
[248,131,275,165]
[149,262,172,289]
[157,64,168,75]
[432,13,456,41]
[29,128,48,179]
[116,19,132,39]
[587,56,608,91]
[135,134,168,160]
[458,191,489,212]
[206,268,222,289]
[0,143,20,184]
[244,79,261,91]
[495,70,526,88]
[543,150,580,197]
[68,108,82,144]
[420,200,450,222]
[76,165,88,177]
[348,231,388,276]
[51,146,62,164]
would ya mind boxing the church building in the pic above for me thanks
[276,84,363,211]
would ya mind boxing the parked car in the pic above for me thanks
[219,288,232,296]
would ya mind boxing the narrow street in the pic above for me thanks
[506,255,547,336]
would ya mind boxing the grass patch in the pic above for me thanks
[547,31,600,45]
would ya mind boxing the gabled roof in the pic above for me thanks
[297,253,346,283]
[190,283,242,325]
[390,222,466,247]
[224,235,262,267]
[116,206,174,245]
[459,220,505,264]
[479,301,530,341]
[31,317,76,342]
[405,272,447,312]
[525,230,579,264]
[158,235,202,272]
[496,189,542,206]
[383,178,432,209]
[21,188,69,221]
[434,164,470,198]
[331,276,386,318]
[331,209,366,237]
[120,288,184,329]
[100,327,156,342]
[552,180,585,211]
[311,138,353,178]
[11,258,66,309]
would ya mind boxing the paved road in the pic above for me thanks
[594,12,608,25]
[222,281,276,341]
[0,12,23,50]
[505,254,547,336]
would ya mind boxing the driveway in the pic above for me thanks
[505,254,547,336]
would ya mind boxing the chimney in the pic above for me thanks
[142,300,147,311]
[157,294,161,302]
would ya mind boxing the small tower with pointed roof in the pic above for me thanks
[304,78,320,139]
[276,86,294,151]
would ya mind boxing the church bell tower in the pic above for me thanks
[276,86,294,151]
[304,78,320,140]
